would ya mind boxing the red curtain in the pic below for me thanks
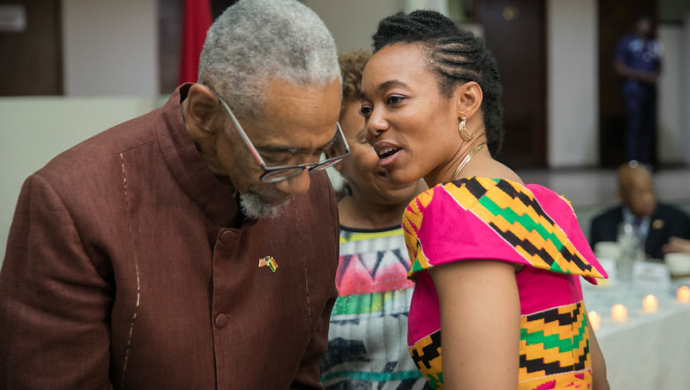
[178,0,213,85]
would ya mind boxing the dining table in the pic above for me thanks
[582,276,690,390]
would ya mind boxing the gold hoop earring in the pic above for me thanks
[459,116,475,141]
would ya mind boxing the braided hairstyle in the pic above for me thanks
[372,10,503,155]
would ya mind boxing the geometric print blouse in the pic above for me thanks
[321,227,428,389]
[402,178,607,389]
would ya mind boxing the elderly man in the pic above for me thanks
[0,0,347,388]
[590,162,690,260]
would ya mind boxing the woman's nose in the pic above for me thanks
[365,111,388,144]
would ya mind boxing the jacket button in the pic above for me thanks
[215,313,229,328]
[220,231,234,244]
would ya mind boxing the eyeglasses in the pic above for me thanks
[206,86,350,183]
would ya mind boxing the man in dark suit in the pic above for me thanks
[590,162,690,260]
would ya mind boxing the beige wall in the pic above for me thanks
[658,25,685,164]
[685,13,690,165]
[63,0,158,96]
[0,97,165,261]
[302,0,405,53]
[547,0,598,167]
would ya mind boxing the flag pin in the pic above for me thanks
[258,256,278,273]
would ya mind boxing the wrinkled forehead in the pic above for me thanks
[248,77,342,145]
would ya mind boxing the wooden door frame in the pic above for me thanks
[475,0,548,168]
[0,0,63,96]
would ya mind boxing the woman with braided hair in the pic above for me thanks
[360,10,609,389]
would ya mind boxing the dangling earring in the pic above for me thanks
[458,116,474,141]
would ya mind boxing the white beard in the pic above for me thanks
[239,192,291,219]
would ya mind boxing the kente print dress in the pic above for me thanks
[403,178,608,389]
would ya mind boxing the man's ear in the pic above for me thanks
[454,81,483,120]
[185,84,224,135]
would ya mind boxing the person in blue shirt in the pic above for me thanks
[614,15,662,166]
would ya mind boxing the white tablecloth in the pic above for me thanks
[582,278,690,390]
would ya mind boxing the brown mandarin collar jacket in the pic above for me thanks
[0,84,339,389]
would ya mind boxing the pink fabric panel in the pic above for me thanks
[516,267,583,315]
[414,187,533,268]
[406,271,440,346]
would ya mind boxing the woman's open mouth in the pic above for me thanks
[374,142,402,167]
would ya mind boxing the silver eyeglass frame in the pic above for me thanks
[206,85,350,183]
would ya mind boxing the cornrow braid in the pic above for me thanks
[372,10,504,156]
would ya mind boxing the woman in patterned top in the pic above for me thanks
[358,10,609,390]
[320,50,428,389]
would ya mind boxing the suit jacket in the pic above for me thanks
[0,85,339,389]
[590,203,690,260]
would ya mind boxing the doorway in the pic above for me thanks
[598,0,658,167]
[476,0,547,168]
[0,0,63,96]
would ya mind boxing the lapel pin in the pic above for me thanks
[258,256,278,273]
[652,219,664,230]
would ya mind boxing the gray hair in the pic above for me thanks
[198,0,340,119]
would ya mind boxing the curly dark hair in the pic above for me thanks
[372,10,503,156]
[338,50,372,119]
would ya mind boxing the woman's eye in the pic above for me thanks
[386,95,405,105]
[359,106,372,118]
